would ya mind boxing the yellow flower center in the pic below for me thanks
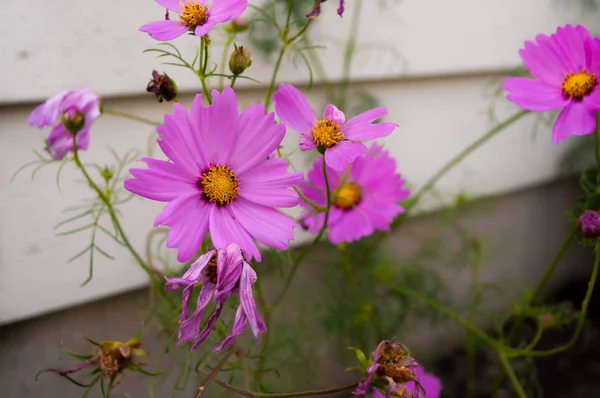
[178,1,209,29]
[201,165,239,205]
[334,183,362,209]
[312,119,344,148]
[561,71,597,100]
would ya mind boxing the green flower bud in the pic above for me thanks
[229,45,252,76]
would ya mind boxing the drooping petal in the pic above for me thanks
[191,295,230,351]
[125,157,197,202]
[209,205,261,261]
[273,83,316,134]
[45,124,76,160]
[323,104,346,125]
[214,306,248,351]
[324,141,367,171]
[552,101,596,144]
[238,262,266,337]
[154,193,211,262]
[178,282,215,342]
[341,107,396,141]
[230,198,297,251]
[214,244,244,303]
[164,250,215,290]
[139,20,189,41]
[28,90,69,127]
[503,77,567,112]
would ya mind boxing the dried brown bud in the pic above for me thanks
[146,70,178,103]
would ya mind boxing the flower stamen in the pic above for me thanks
[312,119,343,148]
[562,71,597,100]
[178,1,209,30]
[200,165,240,205]
[334,182,362,209]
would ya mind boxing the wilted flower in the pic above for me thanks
[578,210,600,238]
[28,88,100,160]
[140,0,248,41]
[307,0,345,17]
[38,335,151,387]
[147,70,178,102]
[165,243,266,351]
[503,25,600,144]
[300,144,409,244]
[229,45,252,75]
[373,366,441,398]
[354,341,425,398]
[274,84,397,171]
[125,87,302,262]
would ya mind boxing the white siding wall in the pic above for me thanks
[0,0,597,323]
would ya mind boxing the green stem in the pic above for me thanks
[72,137,152,277]
[393,286,499,348]
[198,37,213,105]
[497,349,527,398]
[193,346,237,398]
[211,378,358,398]
[509,244,600,358]
[230,75,238,89]
[406,109,530,212]
[102,109,160,127]
[264,45,286,111]
[219,35,235,91]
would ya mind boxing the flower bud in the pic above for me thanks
[101,166,114,182]
[61,106,85,134]
[578,210,600,238]
[146,70,178,103]
[229,45,252,76]
[225,17,248,33]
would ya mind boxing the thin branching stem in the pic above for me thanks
[103,109,160,127]
[211,378,358,398]
[193,346,237,398]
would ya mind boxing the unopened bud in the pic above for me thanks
[146,70,178,103]
[229,45,252,76]
[578,210,600,238]
[225,17,248,34]
[101,166,114,182]
[61,106,85,134]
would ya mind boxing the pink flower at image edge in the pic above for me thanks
[372,366,442,398]
[503,24,600,144]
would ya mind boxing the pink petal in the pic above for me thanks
[179,283,215,342]
[553,24,589,72]
[214,306,247,351]
[238,158,302,208]
[341,107,396,141]
[139,20,188,41]
[230,198,297,251]
[503,77,566,112]
[155,0,182,11]
[324,141,367,171]
[204,88,239,164]
[238,263,266,336]
[588,37,600,75]
[328,206,374,244]
[209,205,261,261]
[29,90,69,127]
[584,88,600,111]
[125,157,197,202]
[300,133,317,151]
[552,102,596,144]
[154,193,210,262]
[227,105,286,174]
[273,84,316,133]
[208,0,248,23]
[194,19,218,37]
[323,104,346,124]
[520,40,568,85]
[192,300,227,351]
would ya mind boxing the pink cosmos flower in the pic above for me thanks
[28,88,100,160]
[373,366,442,398]
[300,144,409,244]
[165,243,265,351]
[503,24,600,144]
[307,0,345,17]
[140,0,248,41]
[273,84,397,171]
[353,341,426,398]
[124,88,302,262]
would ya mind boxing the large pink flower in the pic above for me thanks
[28,88,100,160]
[372,366,442,398]
[503,24,600,144]
[273,84,397,171]
[140,0,248,41]
[300,144,409,244]
[124,88,302,262]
